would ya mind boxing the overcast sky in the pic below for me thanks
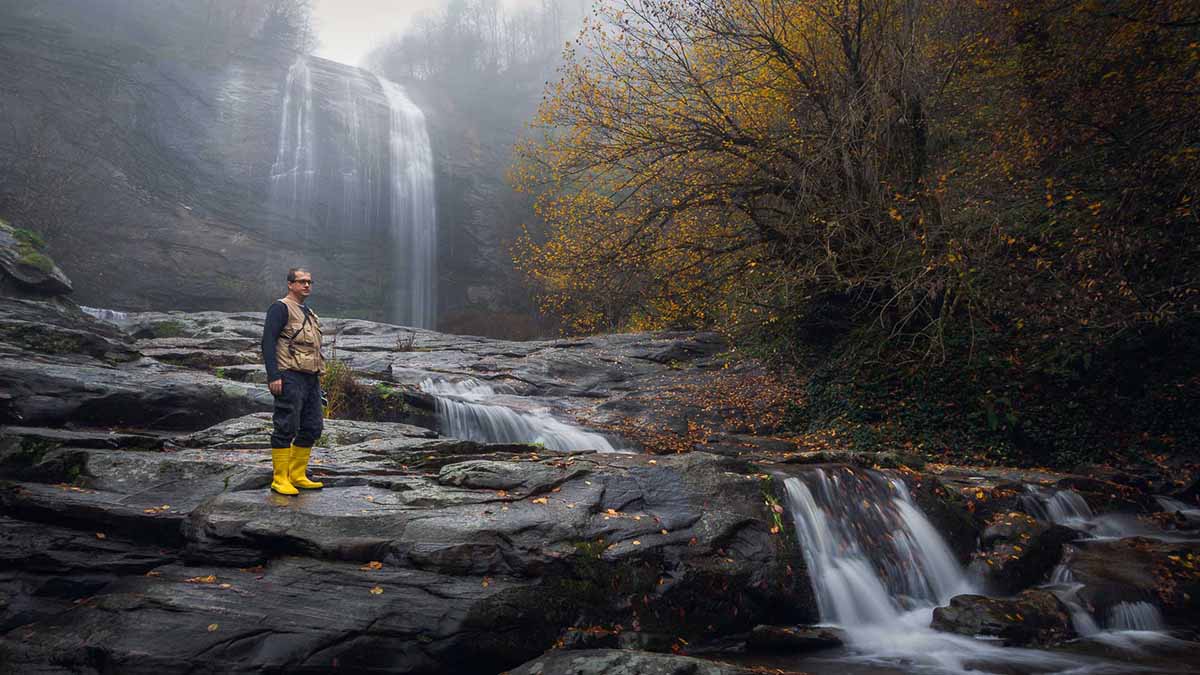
[312,0,539,67]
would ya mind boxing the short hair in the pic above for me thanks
[287,267,310,282]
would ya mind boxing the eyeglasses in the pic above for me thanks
[290,279,313,286]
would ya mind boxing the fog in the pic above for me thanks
[313,0,545,66]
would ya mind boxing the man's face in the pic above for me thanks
[288,272,313,300]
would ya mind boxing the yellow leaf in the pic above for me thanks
[369,586,384,595]
[207,623,219,632]
[361,561,384,571]
[532,497,549,505]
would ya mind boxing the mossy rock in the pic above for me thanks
[0,220,72,295]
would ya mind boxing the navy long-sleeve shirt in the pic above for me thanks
[261,301,289,381]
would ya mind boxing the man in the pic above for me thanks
[261,267,326,495]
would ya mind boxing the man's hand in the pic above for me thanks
[269,379,283,396]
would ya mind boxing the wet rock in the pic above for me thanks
[931,590,1076,646]
[437,459,586,494]
[747,624,844,652]
[971,511,1081,594]
[507,649,768,675]
[0,557,566,675]
[0,296,139,363]
[0,220,72,297]
[1067,538,1200,628]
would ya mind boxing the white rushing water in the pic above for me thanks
[379,78,437,329]
[420,377,623,453]
[1021,486,1163,540]
[782,468,1122,674]
[269,58,317,221]
[1107,601,1166,631]
[80,306,131,324]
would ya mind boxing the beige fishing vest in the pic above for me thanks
[275,297,325,375]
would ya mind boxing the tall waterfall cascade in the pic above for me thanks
[267,58,437,328]
[379,78,437,329]
[269,59,316,221]
[420,377,623,453]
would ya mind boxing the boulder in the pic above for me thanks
[1067,538,1200,628]
[971,511,1081,594]
[747,624,844,652]
[931,590,1076,646]
[0,220,71,296]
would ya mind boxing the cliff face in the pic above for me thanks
[0,3,446,324]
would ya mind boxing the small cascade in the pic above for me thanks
[1107,601,1166,632]
[420,377,622,453]
[782,467,1099,673]
[269,58,317,220]
[1021,486,1155,539]
[783,469,970,626]
[378,78,436,329]
[1045,562,1102,637]
[80,306,130,324]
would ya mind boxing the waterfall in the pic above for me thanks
[781,467,1089,673]
[269,58,317,221]
[265,59,437,326]
[1107,601,1166,631]
[1022,486,1157,539]
[783,469,969,626]
[379,78,436,329]
[420,377,622,453]
[80,306,131,324]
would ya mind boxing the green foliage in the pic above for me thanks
[784,315,1200,469]
[150,320,188,338]
[322,360,409,423]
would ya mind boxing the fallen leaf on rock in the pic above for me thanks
[219,583,232,589]
[481,577,491,588]
[207,624,219,632]
[531,497,548,504]
[632,540,641,546]
[186,575,218,584]
[660,529,668,535]
[369,586,383,595]
[95,533,106,540]
[361,561,383,571]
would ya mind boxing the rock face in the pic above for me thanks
[0,2,491,326]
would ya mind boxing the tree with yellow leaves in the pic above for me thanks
[514,0,992,349]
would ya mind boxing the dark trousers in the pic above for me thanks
[271,370,323,448]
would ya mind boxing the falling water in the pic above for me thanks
[1022,486,1160,539]
[1107,601,1166,631]
[1046,562,1102,637]
[782,468,1097,673]
[80,306,130,324]
[379,78,436,329]
[420,377,622,453]
[784,469,969,626]
[269,58,317,221]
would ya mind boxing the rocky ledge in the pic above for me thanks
[1,235,1199,673]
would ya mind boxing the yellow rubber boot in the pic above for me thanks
[289,445,324,489]
[270,447,299,495]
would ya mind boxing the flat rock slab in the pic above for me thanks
[0,557,560,674]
